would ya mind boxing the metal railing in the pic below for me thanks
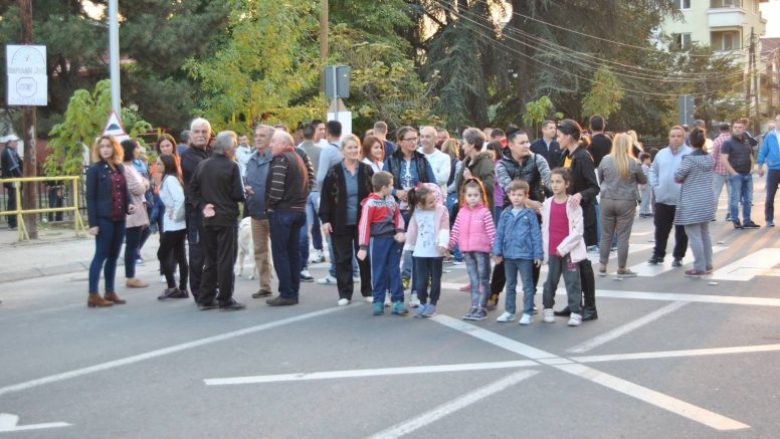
[0,176,87,241]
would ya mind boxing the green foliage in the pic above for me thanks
[45,80,151,176]
[522,96,555,137]
[582,67,624,120]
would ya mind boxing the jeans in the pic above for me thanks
[299,221,310,270]
[464,252,490,309]
[413,256,443,305]
[269,211,306,300]
[728,173,753,224]
[599,199,637,269]
[684,222,713,273]
[199,223,238,305]
[712,173,730,217]
[124,226,143,279]
[765,170,780,223]
[332,225,371,300]
[88,218,125,293]
[504,259,535,315]
[542,254,581,314]
[653,203,687,260]
[369,236,404,304]
[158,229,188,290]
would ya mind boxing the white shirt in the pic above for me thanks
[159,175,186,232]
[419,147,451,192]
[235,145,253,178]
[411,210,439,257]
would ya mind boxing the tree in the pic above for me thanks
[522,96,561,137]
[582,66,624,121]
[45,80,151,177]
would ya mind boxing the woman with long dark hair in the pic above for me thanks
[156,154,189,300]
[152,133,180,283]
[121,139,151,289]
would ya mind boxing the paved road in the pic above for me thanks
[1,181,779,438]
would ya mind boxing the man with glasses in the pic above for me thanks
[757,114,780,227]
[385,126,436,302]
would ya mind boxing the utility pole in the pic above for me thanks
[746,27,753,116]
[319,0,328,93]
[19,0,37,239]
[751,27,760,133]
[108,0,121,116]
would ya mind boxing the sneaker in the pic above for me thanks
[309,249,325,264]
[391,301,409,315]
[364,296,373,303]
[252,289,273,299]
[451,259,464,265]
[543,308,555,323]
[496,311,515,323]
[410,293,421,308]
[317,275,337,285]
[337,298,350,306]
[414,305,426,318]
[372,302,384,316]
[159,275,167,284]
[300,270,314,282]
[671,258,683,268]
[767,221,775,227]
[472,308,488,321]
[725,214,732,222]
[743,221,761,229]
[218,300,246,311]
[733,221,743,230]
[685,269,706,277]
[616,269,637,278]
[647,255,664,265]
[518,313,533,326]
[135,257,144,265]
[422,304,436,318]
[462,307,478,320]
[266,296,299,306]
[459,283,471,292]
[568,313,582,326]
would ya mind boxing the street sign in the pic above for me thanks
[102,111,129,142]
[5,45,47,106]
[324,65,350,99]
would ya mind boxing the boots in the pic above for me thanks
[104,291,126,305]
[126,278,149,288]
[87,293,113,308]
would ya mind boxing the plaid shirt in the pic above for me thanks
[710,132,731,176]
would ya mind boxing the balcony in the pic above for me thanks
[708,0,746,28]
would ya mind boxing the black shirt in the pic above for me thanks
[589,133,612,167]
[722,135,752,175]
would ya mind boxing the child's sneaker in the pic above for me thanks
[414,305,426,318]
[410,293,421,308]
[568,313,582,327]
[462,307,478,320]
[543,308,555,323]
[372,302,384,316]
[518,313,533,325]
[391,301,409,315]
[496,311,515,323]
[472,308,488,321]
[422,304,436,318]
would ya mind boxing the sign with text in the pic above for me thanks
[6,45,47,106]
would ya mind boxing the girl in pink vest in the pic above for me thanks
[448,178,496,321]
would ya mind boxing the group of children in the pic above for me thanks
[357,168,588,327]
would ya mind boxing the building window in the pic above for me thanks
[710,0,743,8]
[711,31,741,51]
[671,33,692,50]
[675,0,691,9]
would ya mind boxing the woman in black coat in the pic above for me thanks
[319,134,374,305]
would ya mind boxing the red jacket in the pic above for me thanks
[358,193,405,249]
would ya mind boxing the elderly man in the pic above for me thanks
[190,131,246,311]
[181,117,213,301]
[1,134,22,230]
[266,130,310,306]
[244,124,276,299]
[419,126,450,195]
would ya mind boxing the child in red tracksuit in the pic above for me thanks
[357,171,407,316]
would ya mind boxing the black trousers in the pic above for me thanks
[579,259,596,309]
[332,225,371,300]
[5,185,17,228]
[198,223,238,305]
[653,203,687,259]
[186,205,205,300]
[157,229,189,290]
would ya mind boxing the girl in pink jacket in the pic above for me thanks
[448,179,496,321]
[405,184,449,318]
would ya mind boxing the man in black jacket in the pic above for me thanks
[190,131,245,311]
[530,120,563,170]
[588,115,612,168]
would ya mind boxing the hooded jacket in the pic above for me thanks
[492,207,543,261]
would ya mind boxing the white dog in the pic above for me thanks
[236,217,258,279]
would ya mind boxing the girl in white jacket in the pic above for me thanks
[541,168,587,326]
[156,155,189,300]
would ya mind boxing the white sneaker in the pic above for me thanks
[568,313,582,327]
[365,296,373,303]
[496,311,515,322]
[543,309,555,323]
[159,275,166,284]
[353,276,360,283]
[518,313,533,325]
[384,295,392,307]
[309,249,325,263]
[410,293,421,308]
[317,275,337,285]
[337,298,350,306]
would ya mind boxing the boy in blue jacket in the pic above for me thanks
[492,180,543,325]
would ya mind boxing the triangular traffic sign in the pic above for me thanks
[102,111,129,142]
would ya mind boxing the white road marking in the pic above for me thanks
[628,245,728,277]
[555,363,749,431]
[711,248,780,281]
[204,360,537,386]
[572,343,780,364]
[566,301,689,354]
[0,413,71,433]
[367,370,539,439]
[0,306,348,397]
[430,315,750,431]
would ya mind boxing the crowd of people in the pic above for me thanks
[66,113,780,324]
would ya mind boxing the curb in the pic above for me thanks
[0,261,93,284]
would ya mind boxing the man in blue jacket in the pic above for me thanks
[757,114,780,227]
[244,124,276,299]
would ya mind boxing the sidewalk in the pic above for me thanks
[0,224,160,284]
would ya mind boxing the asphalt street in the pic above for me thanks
[1,180,779,438]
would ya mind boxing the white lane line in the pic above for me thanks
[629,245,728,277]
[431,315,557,360]
[204,360,537,386]
[567,301,689,354]
[555,363,749,431]
[431,315,750,431]
[711,248,780,281]
[367,370,539,439]
[0,306,348,397]
[572,343,780,364]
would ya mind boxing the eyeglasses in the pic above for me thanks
[402,137,418,143]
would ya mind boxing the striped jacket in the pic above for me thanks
[358,193,405,249]
[674,150,715,225]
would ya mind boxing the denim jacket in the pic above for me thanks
[244,148,273,220]
[492,207,543,261]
